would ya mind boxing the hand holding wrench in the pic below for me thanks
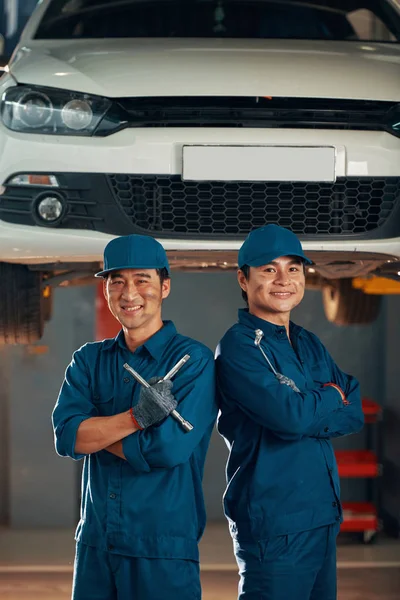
[123,355,194,432]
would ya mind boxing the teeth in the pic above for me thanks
[124,306,142,312]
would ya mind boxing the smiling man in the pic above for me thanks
[52,234,217,600]
[216,224,364,600]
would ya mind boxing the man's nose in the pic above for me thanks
[274,271,290,285]
[122,281,139,299]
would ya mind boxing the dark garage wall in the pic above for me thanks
[5,285,96,528]
[0,347,10,524]
[0,273,397,526]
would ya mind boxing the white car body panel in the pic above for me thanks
[0,125,399,181]
[0,220,398,264]
[8,39,400,101]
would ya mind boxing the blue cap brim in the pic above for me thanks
[95,264,170,278]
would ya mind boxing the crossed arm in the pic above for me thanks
[216,334,363,440]
[74,412,138,458]
[52,348,217,469]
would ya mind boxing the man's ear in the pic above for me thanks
[237,269,248,293]
[102,277,108,301]
[161,277,171,300]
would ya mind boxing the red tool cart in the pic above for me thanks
[335,398,382,544]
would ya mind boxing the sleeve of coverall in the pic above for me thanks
[122,351,217,471]
[52,346,98,460]
[216,332,343,438]
[306,342,364,439]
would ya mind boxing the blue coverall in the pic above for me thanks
[216,309,364,600]
[52,321,217,600]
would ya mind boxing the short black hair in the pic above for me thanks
[239,259,306,306]
[157,267,170,285]
[240,264,251,306]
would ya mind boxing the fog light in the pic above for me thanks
[36,195,64,223]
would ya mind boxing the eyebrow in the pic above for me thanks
[261,259,303,268]
[110,272,152,280]
[270,259,302,266]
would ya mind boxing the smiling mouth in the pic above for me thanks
[121,305,143,313]
[270,292,293,297]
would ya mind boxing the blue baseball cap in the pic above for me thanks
[238,224,312,268]
[95,234,170,278]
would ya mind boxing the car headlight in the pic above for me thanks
[386,104,400,138]
[1,85,111,136]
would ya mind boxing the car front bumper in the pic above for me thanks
[1,126,400,273]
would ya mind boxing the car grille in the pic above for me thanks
[113,97,396,132]
[108,175,400,236]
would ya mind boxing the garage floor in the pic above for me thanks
[1,569,400,600]
[1,523,400,599]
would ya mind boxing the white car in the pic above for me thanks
[0,0,399,343]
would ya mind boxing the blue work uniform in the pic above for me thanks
[52,321,217,600]
[216,309,364,600]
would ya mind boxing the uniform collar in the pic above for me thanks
[238,308,303,340]
[101,320,177,360]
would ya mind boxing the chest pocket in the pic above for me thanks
[90,349,115,416]
[308,360,332,386]
[92,391,114,416]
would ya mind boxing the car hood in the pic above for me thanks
[9,38,400,101]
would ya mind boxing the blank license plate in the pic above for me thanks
[182,145,336,182]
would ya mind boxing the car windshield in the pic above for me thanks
[35,0,400,41]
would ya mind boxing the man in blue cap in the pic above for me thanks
[52,234,217,600]
[216,224,364,600]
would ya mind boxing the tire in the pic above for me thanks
[322,279,381,326]
[0,263,44,345]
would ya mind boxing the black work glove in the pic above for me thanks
[132,378,177,429]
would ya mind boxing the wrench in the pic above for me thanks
[123,355,194,432]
